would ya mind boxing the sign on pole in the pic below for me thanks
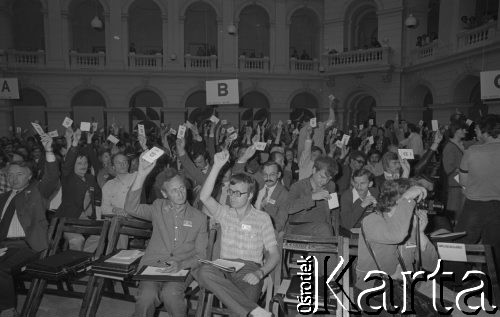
[206,79,239,105]
[0,78,20,99]
[480,70,500,100]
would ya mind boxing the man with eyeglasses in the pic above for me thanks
[255,161,289,234]
[197,150,279,317]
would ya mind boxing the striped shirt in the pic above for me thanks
[210,204,277,264]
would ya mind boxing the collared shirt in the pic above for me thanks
[352,188,373,204]
[1,190,26,238]
[255,183,277,210]
[210,204,277,264]
[101,172,137,216]
[400,132,424,156]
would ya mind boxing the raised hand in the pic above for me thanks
[402,186,427,202]
[213,150,230,168]
[72,129,82,147]
[137,151,157,176]
[138,134,148,151]
[312,189,330,201]
[40,134,53,152]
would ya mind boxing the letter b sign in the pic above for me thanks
[206,79,239,105]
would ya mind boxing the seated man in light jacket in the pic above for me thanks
[125,154,208,317]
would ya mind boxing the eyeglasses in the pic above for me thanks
[227,189,248,198]
[263,173,278,178]
[355,159,366,164]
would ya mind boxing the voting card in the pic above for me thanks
[466,119,473,126]
[80,122,91,132]
[107,135,120,144]
[437,243,467,262]
[226,126,235,134]
[16,127,22,134]
[359,124,364,130]
[398,149,414,160]
[418,120,424,127]
[48,130,59,138]
[310,118,317,128]
[368,136,374,145]
[62,117,73,128]
[328,193,339,209]
[369,119,374,126]
[341,134,350,145]
[221,119,227,125]
[92,122,98,132]
[332,128,338,135]
[255,142,267,151]
[287,120,292,124]
[228,132,238,141]
[31,122,45,135]
[177,125,186,139]
[138,124,146,136]
[209,115,220,124]
[431,120,439,131]
[143,147,165,163]
[328,94,335,101]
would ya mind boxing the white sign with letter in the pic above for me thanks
[206,79,239,105]
[398,149,414,160]
[480,70,500,100]
[0,78,20,99]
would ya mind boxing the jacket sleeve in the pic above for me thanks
[207,136,216,160]
[124,188,156,221]
[286,182,315,215]
[62,147,78,178]
[413,149,435,177]
[37,160,60,199]
[82,144,102,172]
[179,154,206,186]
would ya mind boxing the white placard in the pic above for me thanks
[431,120,439,131]
[328,94,335,101]
[92,122,98,132]
[16,127,21,134]
[369,119,374,126]
[328,193,339,209]
[359,124,364,130]
[143,147,165,163]
[466,119,473,126]
[221,119,227,125]
[418,120,424,127]
[437,243,467,262]
[287,120,292,124]
[226,126,235,134]
[341,134,350,145]
[107,135,120,144]
[228,132,238,141]
[138,124,146,136]
[310,118,317,128]
[368,136,374,145]
[48,130,59,138]
[80,122,91,132]
[255,142,267,151]
[398,149,414,160]
[62,117,73,128]
[177,125,186,139]
[209,115,220,124]
[0,78,20,99]
[332,128,338,135]
[206,79,239,105]
[31,122,45,135]
[480,70,500,100]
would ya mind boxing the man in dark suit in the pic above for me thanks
[125,156,208,317]
[255,161,289,234]
[339,169,378,232]
[0,135,59,316]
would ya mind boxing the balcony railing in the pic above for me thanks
[185,54,217,71]
[324,47,391,70]
[457,21,496,50]
[5,50,45,67]
[238,56,270,72]
[69,51,105,68]
[129,53,163,70]
[290,58,319,73]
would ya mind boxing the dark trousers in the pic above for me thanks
[192,260,263,317]
[0,240,39,311]
[455,199,500,283]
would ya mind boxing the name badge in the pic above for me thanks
[183,220,192,227]
[241,224,252,231]
[268,199,276,205]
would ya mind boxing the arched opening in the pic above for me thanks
[238,5,270,58]
[71,89,106,126]
[240,91,270,125]
[346,93,376,127]
[128,0,162,55]
[184,2,217,57]
[129,89,163,131]
[69,0,105,53]
[290,92,318,123]
[411,84,434,123]
[12,0,44,51]
[185,90,214,123]
[289,8,320,60]
[344,1,379,50]
[13,88,47,131]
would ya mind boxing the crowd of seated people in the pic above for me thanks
[0,97,499,316]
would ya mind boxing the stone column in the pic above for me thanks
[106,1,124,69]
[221,1,237,72]
[273,0,287,73]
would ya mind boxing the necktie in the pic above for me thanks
[261,187,270,209]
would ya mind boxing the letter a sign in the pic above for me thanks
[0,78,20,99]
[206,79,239,105]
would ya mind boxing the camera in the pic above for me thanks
[416,199,445,214]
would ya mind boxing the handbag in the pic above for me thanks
[360,225,445,316]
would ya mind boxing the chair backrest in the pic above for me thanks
[106,216,153,254]
[207,223,219,260]
[48,217,110,259]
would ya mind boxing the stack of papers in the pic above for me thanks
[105,250,144,265]
[198,259,245,273]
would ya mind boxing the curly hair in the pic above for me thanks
[375,179,414,214]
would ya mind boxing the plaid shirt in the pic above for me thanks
[211,204,277,264]
[0,170,10,194]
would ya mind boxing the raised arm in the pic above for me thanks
[124,152,157,221]
[199,150,230,220]
[37,135,60,199]
[176,138,206,186]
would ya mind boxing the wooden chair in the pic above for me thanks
[79,216,153,317]
[21,217,110,317]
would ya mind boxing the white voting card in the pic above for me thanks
[466,119,473,126]
[328,94,335,101]
[341,134,350,145]
[287,120,292,124]
[359,124,364,130]
[226,126,235,134]
[48,130,59,138]
[437,243,467,262]
[255,142,267,151]
[92,122,98,132]
[209,115,219,124]
[418,120,424,127]
[431,120,439,131]
[138,124,146,136]
[177,125,186,139]
[221,119,227,125]
[398,149,414,160]
[16,127,22,134]
[310,118,317,128]
[107,135,120,144]
[369,119,374,126]
[143,147,165,163]
[332,128,338,135]
[368,136,374,145]
[80,122,91,132]
[328,193,339,209]
[31,122,45,135]
[62,117,73,128]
